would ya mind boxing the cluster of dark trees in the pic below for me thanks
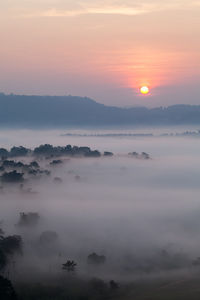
[2,211,200,299]
[0,275,18,300]
[34,144,101,157]
[103,152,113,157]
[0,145,115,184]
[0,235,22,272]
[0,212,120,300]
[0,146,29,158]
[0,144,152,185]
[0,158,50,183]
[0,144,154,161]
[0,144,102,159]
[0,144,154,162]
[0,144,105,185]
[1,171,24,183]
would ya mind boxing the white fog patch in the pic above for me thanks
[1,129,200,280]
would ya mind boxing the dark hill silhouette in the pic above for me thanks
[0,93,200,127]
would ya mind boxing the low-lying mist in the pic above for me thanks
[1,129,200,287]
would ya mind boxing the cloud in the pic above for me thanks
[19,0,200,18]
[22,6,150,18]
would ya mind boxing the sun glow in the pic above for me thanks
[140,86,149,94]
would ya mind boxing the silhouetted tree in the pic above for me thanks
[62,260,77,272]
[33,144,54,155]
[128,152,151,160]
[85,150,101,157]
[0,148,9,158]
[104,152,113,157]
[0,275,18,299]
[141,152,150,159]
[29,161,39,168]
[10,146,30,157]
[2,160,24,168]
[50,160,63,165]
[0,235,22,256]
[0,235,22,272]
[1,171,24,183]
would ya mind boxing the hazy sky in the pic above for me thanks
[0,0,200,107]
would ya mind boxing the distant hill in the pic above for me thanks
[0,93,200,127]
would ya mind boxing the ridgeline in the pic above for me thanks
[1,93,200,127]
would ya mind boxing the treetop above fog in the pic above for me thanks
[0,144,101,158]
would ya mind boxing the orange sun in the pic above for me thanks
[140,86,149,95]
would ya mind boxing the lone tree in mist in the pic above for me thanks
[62,260,77,272]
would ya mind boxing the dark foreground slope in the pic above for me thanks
[1,93,200,127]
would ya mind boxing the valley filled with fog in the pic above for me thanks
[1,128,200,299]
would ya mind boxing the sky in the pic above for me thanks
[0,0,200,107]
